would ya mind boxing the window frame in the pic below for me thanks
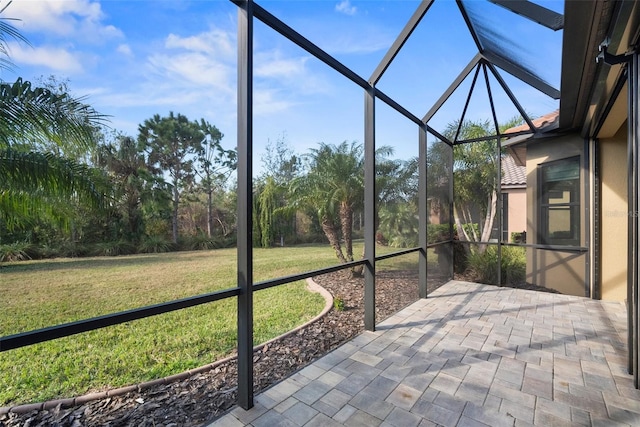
[538,156,581,246]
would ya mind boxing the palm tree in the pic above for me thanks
[290,141,364,267]
[441,117,523,250]
[94,135,150,243]
[0,7,107,228]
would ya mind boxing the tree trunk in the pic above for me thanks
[340,202,362,278]
[479,189,497,252]
[340,202,354,262]
[207,187,213,238]
[321,216,347,263]
[172,185,179,244]
[453,205,471,256]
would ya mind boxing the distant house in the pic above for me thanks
[500,155,526,242]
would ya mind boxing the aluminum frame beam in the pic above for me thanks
[248,1,368,90]
[369,0,434,85]
[482,50,560,99]
[628,52,640,387]
[484,60,537,132]
[454,65,482,142]
[423,53,483,124]
[236,0,254,410]
[418,125,428,299]
[489,0,564,31]
[456,0,484,53]
[364,87,376,331]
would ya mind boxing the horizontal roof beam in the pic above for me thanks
[482,50,560,99]
[489,0,564,31]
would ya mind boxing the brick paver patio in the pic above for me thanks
[208,280,640,426]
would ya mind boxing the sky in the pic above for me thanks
[3,0,564,174]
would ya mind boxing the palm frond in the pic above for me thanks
[0,148,104,227]
[0,78,109,149]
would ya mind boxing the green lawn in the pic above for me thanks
[0,246,344,405]
[0,243,426,405]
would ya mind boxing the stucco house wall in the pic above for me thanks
[599,123,628,302]
[526,134,587,296]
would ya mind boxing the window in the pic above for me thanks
[539,157,581,246]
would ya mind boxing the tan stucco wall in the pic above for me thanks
[504,188,526,239]
[526,134,587,296]
[600,124,628,302]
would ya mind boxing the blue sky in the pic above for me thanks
[3,0,563,172]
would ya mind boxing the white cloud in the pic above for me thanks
[253,88,296,116]
[116,44,133,57]
[147,51,234,94]
[335,0,357,16]
[6,43,83,73]
[138,28,238,95]
[255,54,308,79]
[165,29,234,59]
[7,0,123,42]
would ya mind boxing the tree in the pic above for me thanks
[194,119,236,238]
[438,117,523,251]
[94,134,152,244]
[0,6,107,230]
[290,141,364,271]
[254,135,301,247]
[138,112,204,244]
[260,133,301,185]
[376,155,420,247]
[0,79,107,229]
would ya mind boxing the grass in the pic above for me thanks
[0,246,342,405]
[0,243,438,405]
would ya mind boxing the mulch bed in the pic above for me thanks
[0,269,554,427]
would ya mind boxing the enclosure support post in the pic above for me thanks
[237,0,254,409]
[496,137,502,286]
[628,52,639,387]
[364,86,376,331]
[419,125,428,298]
[449,145,455,280]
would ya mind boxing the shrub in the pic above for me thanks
[92,240,136,257]
[56,240,91,258]
[466,245,525,285]
[0,242,33,262]
[180,233,223,251]
[138,235,174,253]
[427,224,450,243]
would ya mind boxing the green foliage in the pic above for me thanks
[258,177,277,248]
[138,235,173,253]
[0,148,104,228]
[511,231,526,243]
[466,245,526,285]
[0,78,107,149]
[333,296,345,311]
[180,233,223,251]
[427,224,450,243]
[138,112,236,244]
[290,141,365,264]
[91,240,136,257]
[0,241,33,262]
[378,202,418,248]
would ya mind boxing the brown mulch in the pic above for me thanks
[0,270,555,427]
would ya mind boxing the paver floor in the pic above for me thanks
[207,280,640,426]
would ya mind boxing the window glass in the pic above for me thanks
[539,157,580,245]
